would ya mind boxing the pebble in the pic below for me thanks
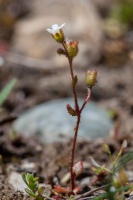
[13,98,113,143]
[8,172,27,193]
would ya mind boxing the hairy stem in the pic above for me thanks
[62,41,91,191]
[70,88,91,190]
[68,58,79,112]
[70,113,81,191]
[62,42,79,112]
[80,88,91,113]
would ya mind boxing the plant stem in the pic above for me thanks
[70,113,81,191]
[62,41,91,191]
[62,42,79,112]
[80,88,91,113]
[68,58,79,112]
[70,88,91,191]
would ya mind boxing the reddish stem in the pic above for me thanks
[80,88,91,113]
[70,89,91,191]
[62,42,79,112]
[62,41,91,191]
[70,113,81,191]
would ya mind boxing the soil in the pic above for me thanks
[0,0,133,199]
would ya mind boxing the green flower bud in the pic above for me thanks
[65,39,78,58]
[86,70,97,88]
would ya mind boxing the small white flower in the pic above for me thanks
[46,23,65,35]
[46,23,65,43]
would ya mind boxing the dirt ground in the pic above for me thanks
[0,0,133,199]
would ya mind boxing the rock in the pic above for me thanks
[13,98,113,143]
[8,172,27,193]
[11,0,103,67]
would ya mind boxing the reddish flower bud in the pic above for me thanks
[73,161,83,176]
[65,39,78,58]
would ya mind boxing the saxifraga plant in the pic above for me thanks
[46,23,97,192]
[22,24,133,200]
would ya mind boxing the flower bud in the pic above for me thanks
[86,70,97,88]
[57,48,66,55]
[102,144,111,155]
[65,39,78,58]
[120,140,127,153]
[73,161,83,176]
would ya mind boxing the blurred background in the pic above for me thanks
[0,0,133,136]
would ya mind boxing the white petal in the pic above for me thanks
[89,157,101,168]
[46,28,55,34]
[59,23,65,29]
[122,140,127,149]
[51,24,59,31]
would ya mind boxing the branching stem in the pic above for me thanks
[62,41,91,191]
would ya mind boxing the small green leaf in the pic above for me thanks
[33,177,39,182]
[38,186,45,195]
[25,188,36,197]
[21,173,28,186]
[36,196,44,200]
[34,182,39,191]
[72,75,78,86]
[0,79,17,107]
[28,173,34,182]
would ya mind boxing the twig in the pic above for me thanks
[78,196,96,200]
[74,184,108,200]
